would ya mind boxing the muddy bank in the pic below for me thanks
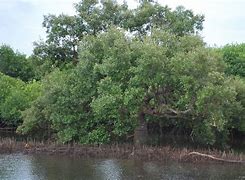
[0,138,244,163]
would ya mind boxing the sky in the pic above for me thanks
[0,0,245,55]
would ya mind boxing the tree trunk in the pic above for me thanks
[134,112,148,146]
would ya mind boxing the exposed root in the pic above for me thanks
[187,152,245,163]
[0,138,244,163]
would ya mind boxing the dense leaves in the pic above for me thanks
[0,45,34,81]
[33,0,204,65]
[1,0,244,147]
[0,73,41,126]
[219,44,245,77]
[20,28,245,146]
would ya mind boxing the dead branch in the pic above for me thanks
[186,152,245,163]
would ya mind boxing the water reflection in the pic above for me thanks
[95,160,122,180]
[0,154,40,180]
[0,154,244,180]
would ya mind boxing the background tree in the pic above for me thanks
[126,2,204,36]
[33,0,130,65]
[219,44,245,77]
[0,45,34,81]
[33,0,204,66]
[218,44,245,143]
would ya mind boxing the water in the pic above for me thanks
[0,153,244,180]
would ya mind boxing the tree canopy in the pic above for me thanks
[1,0,244,148]
[19,28,245,146]
[219,44,245,77]
[0,45,34,81]
[33,0,204,65]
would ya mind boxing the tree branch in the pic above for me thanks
[143,106,191,119]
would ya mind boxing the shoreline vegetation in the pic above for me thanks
[0,138,244,164]
[0,0,244,152]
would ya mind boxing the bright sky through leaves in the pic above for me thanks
[0,0,244,55]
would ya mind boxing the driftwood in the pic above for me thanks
[187,152,245,163]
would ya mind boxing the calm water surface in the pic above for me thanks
[0,153,244,180]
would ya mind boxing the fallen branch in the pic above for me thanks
[186,152,245,163]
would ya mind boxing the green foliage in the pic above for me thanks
[33,14,83,64]
[33,0,130,64]
[82,127,110,144]
[0,73,41,126]
[77,28,242,145]
[19,67,95,142]
[227,77,245,132]
[0,45,34,81]
[0,73,25,125]
[27,55,54,80]
[127,2,204,36]
[217,44,245,138]
[219,44,245,77]
[2,1,244,148]
[20,27,245,146]
[33,0,204,65]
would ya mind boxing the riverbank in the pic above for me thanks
[0,138,244,163]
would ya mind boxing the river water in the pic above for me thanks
[0,153,244,180]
